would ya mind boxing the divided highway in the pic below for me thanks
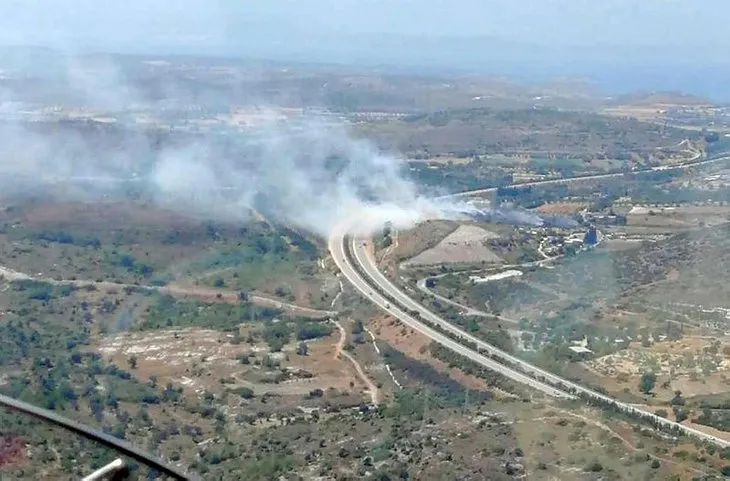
[329,149,730,447]
[327,227,571,399]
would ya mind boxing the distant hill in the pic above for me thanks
[608,91,714,107]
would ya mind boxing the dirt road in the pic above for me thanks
[0,264,335,319]
[333,319,379,406]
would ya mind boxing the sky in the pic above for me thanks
[0,0,727,50]
[224,0,726,48]
[1,0,729,97]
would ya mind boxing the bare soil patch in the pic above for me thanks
[403,224,502,267]
[581,336,730,399]
[586,337,730,377]
[96,328,247,395]
[601,106,667,121]
[682,420,730,443]
[408,155,473,165]
[94,327,361,398]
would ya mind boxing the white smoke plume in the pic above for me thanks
[0,51,571,236]
[0,52,471,236]
[146,119,461,235]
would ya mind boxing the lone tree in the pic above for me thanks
[352,319,364,335]
[297,342,308,356]
[639,373,656,394]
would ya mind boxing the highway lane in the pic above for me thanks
[327,227,572,399]
[344,232,730,446]
[329,150,730,447]
[352,235,587,389]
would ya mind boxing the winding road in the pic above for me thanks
[332,319,380,406]
[329,148,730,447]
[416,276,498,319]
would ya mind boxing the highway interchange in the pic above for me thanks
[329,149,730,447]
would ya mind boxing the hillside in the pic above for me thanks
[357,108,688,158]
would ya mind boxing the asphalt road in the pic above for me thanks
[327,228,572,399]
[329,150,730,447]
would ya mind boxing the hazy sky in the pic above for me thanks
[0,0,727,51]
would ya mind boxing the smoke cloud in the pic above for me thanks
[0,53,466,236]
[464,202,580,228]
[146,119,463,234]
[0,51,572,237]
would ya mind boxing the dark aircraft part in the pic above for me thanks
[0,394,196,480]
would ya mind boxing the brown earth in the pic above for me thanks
[369,314,491,393]
[403,224,502,267]
[94,326,363,399]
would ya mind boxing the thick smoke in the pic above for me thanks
[0,52,572,236]
[0,54,466,235]
[147,119,462,234]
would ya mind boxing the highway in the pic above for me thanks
[329,149,730,447]
[441,148,722,201]
[327,228,572,399]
